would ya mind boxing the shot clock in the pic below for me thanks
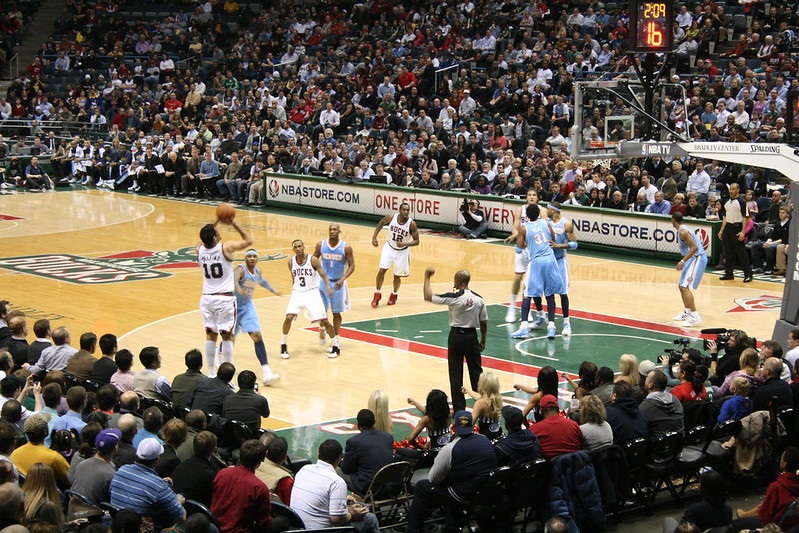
[629,0,674,52]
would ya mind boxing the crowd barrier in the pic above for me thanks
[262,172,722,263]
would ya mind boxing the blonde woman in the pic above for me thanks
[579,395,613,451]
[616,354,639,387]
[22,462,64,530]
[368,390,392,434]
[463,372,503,440]
[719,348,762,397]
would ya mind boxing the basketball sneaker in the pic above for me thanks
[128,181,138,192]
[683,314,703,326]
[387,293,398,306]
[530,315,546,329]
[510,327,529,339]
[328,346,340,359]
[673,310,690,321]
[371,292,381,308]
[262,365,279,385]
[546,322,556,340]
[505,308,517,323]
[561,322,572,337]
[280,344,290,359]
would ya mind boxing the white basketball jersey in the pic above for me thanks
[387,213,412,248]
[198,242,234,294]
[291,255,319,292]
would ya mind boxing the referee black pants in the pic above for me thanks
[722,222,752,277]
[448,328,483,412]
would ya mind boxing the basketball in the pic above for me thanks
[216,203,236,223]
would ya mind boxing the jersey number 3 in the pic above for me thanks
[203,263,223,279]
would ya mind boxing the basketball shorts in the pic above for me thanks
[679,254,708,290]
[200,294,236,333]
[379,243,411,277]
[235,301,261,334]
[286,289,328,322]
[556,256,570,295]
[514,247,531,274]
[320,280,350,314]
[525,255,566,298]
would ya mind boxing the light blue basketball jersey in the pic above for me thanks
[551,218,569,259]
[524,219,556,260]
[320,239,347,280]
[678,225,707,257]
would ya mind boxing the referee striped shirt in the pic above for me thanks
[110,463,184,527]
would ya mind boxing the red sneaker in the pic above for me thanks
[387,293,398,306]
[371,292,381,308]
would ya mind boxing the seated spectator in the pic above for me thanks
[52,385,87,433]
[530,395,583,459]
[760,340,793,382]
[718,348,761,397]
[21,463,64,528]
[108,391,143,430]
[734,447,799,530]
[64,332,98,380]
[462,371,503,440]
[1,400,27,447]
[579,394,613,451]
[640,370,684,437]
[26,320,51,366]
[752,358,792,412]
[69,428,120,506]
[718,377,754,424]
[90,334,118,385]
[27,327,77,375]
[109,349,135,393]
[192,363,235,418]
[590,366,615,405]
[212,439,287,533]
[156,418,188,478]
[10,414,69,488]
[605,381,648,444]
[494,405,540,467]
[669,361,707,403]
[255,435,293,505]
[133,346,171,402]
[222,370,269,434]
[171,349,204,409]
[405,411,495,533]
[340,409,393,497]
[110,438,186,530]
[0,482,25,529]
[113,413,138,468]
[0,424,18,482]
[4,318,28,370]
[172,430,220,508]
[133,406,164,448]
[67,422,103,483]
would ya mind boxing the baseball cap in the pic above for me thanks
[136,438,164,461]
[639,360,657,376]
[96,428,122,452]
[539,394,559,409]
[502,405,525,431]
[453,410,474,436]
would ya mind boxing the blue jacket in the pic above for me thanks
[718,395,753,424]
[548,451,606,533]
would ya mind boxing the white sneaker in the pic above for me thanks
[133,185,141,192]
[510,327,529,339]
[81,176,91,185]
[263,372,280,385]
[0,183,6,189]
[530,315,546,329]
[280,344,290,359]
[128,183,136,191]
[68,177,77,184]
[328,346,340,359]
[504,308,517,323]
[673,310,690,321]
[546,322,557,340]
[562,322,572,337]
[107,181,115,189]
[683,315,703,326]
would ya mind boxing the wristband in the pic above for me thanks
[514,246,524,254]
[568,241,578,250]
[711,353,718,362]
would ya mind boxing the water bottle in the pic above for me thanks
[102,511,112,529]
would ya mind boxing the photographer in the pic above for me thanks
[706,329,753,387]
[458,199,488,240]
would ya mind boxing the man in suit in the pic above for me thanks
[26,319,51,365]
[339,409,394,497]
[753,358,793,412]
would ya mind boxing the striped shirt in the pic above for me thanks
[110,463,184,528]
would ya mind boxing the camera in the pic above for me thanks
[664,337,692,365]
[701,329,735,351]
[460,198,472,212]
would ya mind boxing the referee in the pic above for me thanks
[424,267,487,412]
[718,182,753,282]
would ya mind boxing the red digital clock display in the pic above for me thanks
[630,0,674,52]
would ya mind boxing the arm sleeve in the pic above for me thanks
[329,478,348,517]
[276,476,293,506]
[428,441,454,485]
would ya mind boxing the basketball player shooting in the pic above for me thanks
[197,218,254,377]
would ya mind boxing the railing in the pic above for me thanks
[0,118,109,139]
[6,52,18,81]
[434,63,459,95]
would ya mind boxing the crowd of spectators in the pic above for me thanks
[3,294,799,532]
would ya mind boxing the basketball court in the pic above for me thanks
[0,189,784,457]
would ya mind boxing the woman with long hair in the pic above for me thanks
[516,365,559,420]
[579,394,613,451]
[156,418,189,478]
[616,354,640,387]
[670,360,707,402]
[719,348,762,397]
[67,422,103,485]
[22,463,64,530]
[463,372,504,440]
[406,389,452,450]
[563,361,598,400]
[368,390,392,434]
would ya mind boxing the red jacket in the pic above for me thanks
[759,471,799,527]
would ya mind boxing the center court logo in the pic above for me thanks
[269,179,280,198]
[0,248,287,285]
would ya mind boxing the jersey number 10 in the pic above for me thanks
[203,263,224,279]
